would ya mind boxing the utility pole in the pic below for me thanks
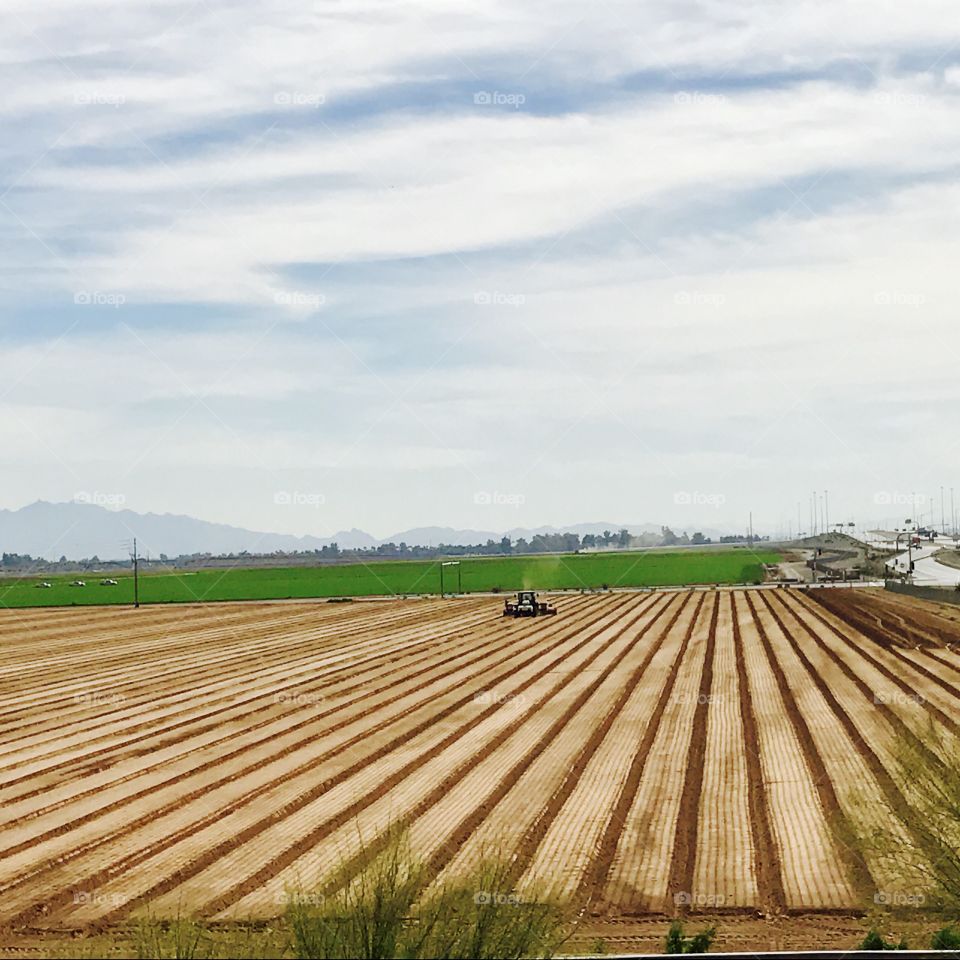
[132,537,139,609]
[825,490,829,537]
[942,486,946,535]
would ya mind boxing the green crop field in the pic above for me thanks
[0,549,780,609]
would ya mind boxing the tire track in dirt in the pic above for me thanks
[745,592,874,904]
[11,596,651,929]
[667,592,719,915]
[806,591,934,650]
[782,593,960,747]
[858,591,960,646]
[802,592,960,706]
[576,592,707,913]
[921,646,960,681]
[730,592,786,915]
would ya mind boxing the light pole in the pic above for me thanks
[894,520,915,581]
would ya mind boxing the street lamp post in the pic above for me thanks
[894,520,915,581]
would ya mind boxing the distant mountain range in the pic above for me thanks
[0,502,732,561]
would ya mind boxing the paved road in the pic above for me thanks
[886,544,960,585]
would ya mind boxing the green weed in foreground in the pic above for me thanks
[857,928,909,950]
[665,920,717,954]
[47,919,287,959]
[47,833,569,960]
[931,926,960,949]
[286,833,569,959]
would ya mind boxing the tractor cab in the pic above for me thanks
[503,591,557,618]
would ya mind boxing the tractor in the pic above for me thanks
[502,591,557,618]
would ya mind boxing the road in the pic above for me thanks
[885,543,960,586]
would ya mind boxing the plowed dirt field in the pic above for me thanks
[1,587,956,943]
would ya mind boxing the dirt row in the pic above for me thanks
[0,588,957,934]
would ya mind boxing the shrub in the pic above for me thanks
[665,920,716,954]
[931,926,960,950]
[858,928,908,951]
[285,830,569,960]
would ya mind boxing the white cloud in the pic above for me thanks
[2,0,960,536]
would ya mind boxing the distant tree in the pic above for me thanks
[500,536,512,554]
[660,526,679,546]
[691,532,706,545]
[582,534,597,549]
[617,528,631,548]
[602,529,613,546]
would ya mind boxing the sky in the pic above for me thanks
[3,0,960,540]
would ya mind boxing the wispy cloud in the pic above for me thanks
[2,0,960,537]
